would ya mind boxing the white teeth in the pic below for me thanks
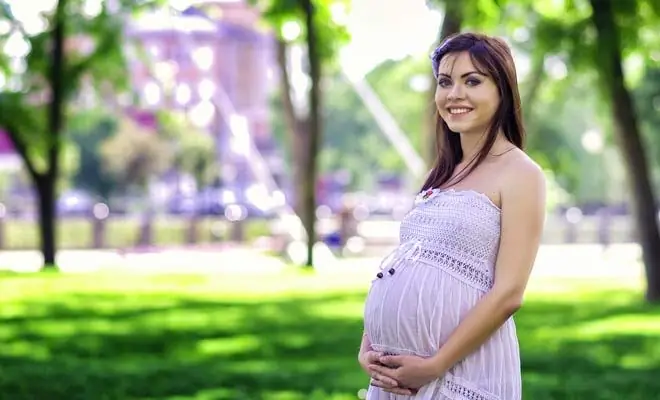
[449,108,472,114]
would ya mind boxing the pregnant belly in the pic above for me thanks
[363,260,482,356]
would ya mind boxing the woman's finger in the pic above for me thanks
[366,352,384,366]
[370,379,412,396]
[368,364,399,383]
[370,374,396,388]
[370,371,398,387]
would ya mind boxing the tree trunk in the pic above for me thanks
[274,36,312,256]
[276,38,306,212]
[274,15,320,267]
[39,0,66,270]
[294,126,310,236]
[302,0,322,268]
[589,0,660,302]
[424,0,463,165]
[37,178,57,267]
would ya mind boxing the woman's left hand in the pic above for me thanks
[367,354,440,390]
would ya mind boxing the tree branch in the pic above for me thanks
[3,128,41,183]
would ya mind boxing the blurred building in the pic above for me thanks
[124,0,282,188]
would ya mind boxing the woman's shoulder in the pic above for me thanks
[498,149,546,202]
[502,148,543,174]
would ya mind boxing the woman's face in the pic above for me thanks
[435,51,500,136]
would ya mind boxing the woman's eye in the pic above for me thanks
[438,79,451,88]
[466,78,481,86]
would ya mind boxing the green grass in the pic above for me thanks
[1,217,270,249]
[0,270,658,399]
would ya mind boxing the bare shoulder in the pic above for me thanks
[499,149,546,203]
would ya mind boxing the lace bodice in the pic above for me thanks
[397,188,501,292]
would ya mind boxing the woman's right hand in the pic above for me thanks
[358,350,414,396]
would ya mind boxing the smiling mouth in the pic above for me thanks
[447,108,473,115]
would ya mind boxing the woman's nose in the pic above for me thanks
[447,83,464,101]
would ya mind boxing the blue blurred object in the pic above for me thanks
[57,190,97,216]
[323,231,343,248]
[166,184,281,219]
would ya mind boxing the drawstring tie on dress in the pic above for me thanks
[375,240,422,279]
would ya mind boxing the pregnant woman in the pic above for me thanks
[358,32,546,399]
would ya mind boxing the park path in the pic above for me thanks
[0,246,288,275]
[0,243,644,281]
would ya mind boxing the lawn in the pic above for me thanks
[0,268,658,400]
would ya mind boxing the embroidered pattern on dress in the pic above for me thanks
[397,190,501,291]
[441,377,500,400]
[423,249,494,290]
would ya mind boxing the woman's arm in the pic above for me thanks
[427,161,546,376]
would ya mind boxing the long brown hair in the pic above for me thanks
[421,32,525,191]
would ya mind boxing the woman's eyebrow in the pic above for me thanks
[438,71,487,79]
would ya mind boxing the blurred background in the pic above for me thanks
[0,0,659,399]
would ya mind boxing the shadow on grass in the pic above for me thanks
[516,293,660,400]
[1,273,659,399]
[1,293,369,400]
